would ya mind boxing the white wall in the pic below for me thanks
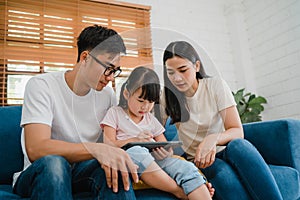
[242,0,300,120]
[123,0,237,87]
[121,0,300,120]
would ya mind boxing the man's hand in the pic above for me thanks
[86,143,139,192]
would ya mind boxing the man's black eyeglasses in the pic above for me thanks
[88,53,122,78]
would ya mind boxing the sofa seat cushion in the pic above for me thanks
[135,189,177,200]
[0,185,98,200]
[270,164,300,200]
[0,185,29,200]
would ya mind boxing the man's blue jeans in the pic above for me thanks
[201,139,283,200]
[13,155,136,200]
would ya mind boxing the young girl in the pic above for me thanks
[101,66,213,200]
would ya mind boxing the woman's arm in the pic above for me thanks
[207,105,244,146]
[194,105,243,168]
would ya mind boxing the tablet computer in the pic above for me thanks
[121,141,183,151]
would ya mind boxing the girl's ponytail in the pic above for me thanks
[118,81,128,109]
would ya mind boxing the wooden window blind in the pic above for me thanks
[0,0,152,106]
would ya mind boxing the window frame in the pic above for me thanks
[0,0,153,106]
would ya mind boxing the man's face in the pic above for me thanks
[87,52,121,91]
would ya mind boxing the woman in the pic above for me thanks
[160,41,283,200]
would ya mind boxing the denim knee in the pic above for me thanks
[159,157,206,195]
[126,146,154,175]
[225,139,256,158]
[201,158,252,200]
[227,138,252,149]
[36,155,71,184]
[178,161,206,195]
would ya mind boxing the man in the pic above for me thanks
[13,25,138,200]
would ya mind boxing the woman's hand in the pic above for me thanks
[151,147,173,160]
[194,134,217,168]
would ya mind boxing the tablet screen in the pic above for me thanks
[121,141,183,151]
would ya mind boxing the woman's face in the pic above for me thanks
[165,56,199,96]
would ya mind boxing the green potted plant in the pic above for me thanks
[232,88,267,123]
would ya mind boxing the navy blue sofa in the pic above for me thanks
[1,106,300,199]
[0,106,177,200]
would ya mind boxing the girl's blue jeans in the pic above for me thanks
[201,138,283,200]
[126,146,206,195]
[13,155,136,200]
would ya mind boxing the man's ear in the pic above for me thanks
[123,88,129,100]
[195,60,201,72]
[79,51,89,63]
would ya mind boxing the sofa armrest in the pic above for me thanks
[243,119,300,173]
[0,106,23,185]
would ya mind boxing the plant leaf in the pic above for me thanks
[232,88,267,123]
[249,96,267,105]
[248,94,256,102]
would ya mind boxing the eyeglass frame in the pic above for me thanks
[88,53,122,78]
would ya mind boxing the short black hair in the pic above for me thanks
[76,25,126,62]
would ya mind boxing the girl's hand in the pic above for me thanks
[194,134,217,168]
[136,131,154,142]
[151,147,173,160]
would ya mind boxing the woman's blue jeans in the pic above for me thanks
[201,139,283,200]
[13,155,136,200]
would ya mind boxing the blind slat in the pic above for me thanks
[0,0,152,106]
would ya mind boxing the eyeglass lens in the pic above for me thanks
[104,67,121,78]
[89,53,122,77]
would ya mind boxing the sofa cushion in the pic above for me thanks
[0,185,28,199]
[0,106,23,185]
[243,119,300,173]
[270,164,300,200]
[135,189,177,200]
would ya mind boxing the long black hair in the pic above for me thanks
[119,66,161,121]
[163,41,209,124]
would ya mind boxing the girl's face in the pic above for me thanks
[125,87,155,120]
[165,56,200,97]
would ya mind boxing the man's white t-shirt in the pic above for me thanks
[176,77,236,161]
[101,106,165,140]
[13,71,116,185]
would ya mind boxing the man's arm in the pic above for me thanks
[24,123,139,192]
[24,123,92,163]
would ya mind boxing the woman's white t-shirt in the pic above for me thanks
[176,77,236,161]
